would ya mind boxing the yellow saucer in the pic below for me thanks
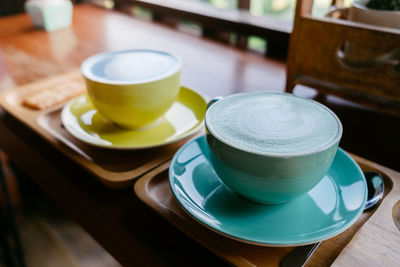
[61,87,207,149]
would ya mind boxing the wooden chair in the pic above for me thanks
[286,0,400,116]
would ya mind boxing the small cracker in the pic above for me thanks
[23,81,85,110]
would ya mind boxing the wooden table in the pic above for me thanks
[0,4,287,266]
[0,3,399,266]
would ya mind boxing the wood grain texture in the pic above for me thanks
[286,0,400,116]
[0,117,227,266]
[0,4,286,97]
[0,71,197,188]
[0,5,284,265]
[134,155,400,267]
[0,4,399,266]
[134,162,292,267]
[332,157,400,266]
[17,185,120,267]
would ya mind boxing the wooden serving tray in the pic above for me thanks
[134,155,400,266]
[0,70,201,189]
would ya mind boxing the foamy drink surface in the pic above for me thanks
[206,93,342,155]
[81,50,180,83]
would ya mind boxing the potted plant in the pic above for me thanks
[366,0,400,11]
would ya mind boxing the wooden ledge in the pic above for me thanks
[114,0,292,52]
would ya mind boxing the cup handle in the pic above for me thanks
[325,6,349,19]
[207,96,223,110]
[336,44,400,71]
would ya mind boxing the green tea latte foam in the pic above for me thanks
[206,93,342,155]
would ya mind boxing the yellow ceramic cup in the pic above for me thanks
[81,50,181,129]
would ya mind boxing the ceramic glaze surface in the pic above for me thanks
[81,50,181,84]
[81,49,181,128]
[206,93,341,155]
[169,136,367,246]
[61,87,206,149]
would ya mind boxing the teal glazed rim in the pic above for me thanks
[168,135,367,246]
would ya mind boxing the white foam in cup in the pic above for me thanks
[81,50,181,84]
[206,93,342,156]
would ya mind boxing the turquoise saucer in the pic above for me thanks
[169,135,367,246]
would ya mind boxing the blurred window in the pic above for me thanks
[196,0,352,20]
[111,0,353,55]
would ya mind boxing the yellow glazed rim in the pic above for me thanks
[61,87,208,150]
[81,49,182,85]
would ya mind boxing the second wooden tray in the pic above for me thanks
[134,155,400,266]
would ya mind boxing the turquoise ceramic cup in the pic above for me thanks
[205,93,343,205]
